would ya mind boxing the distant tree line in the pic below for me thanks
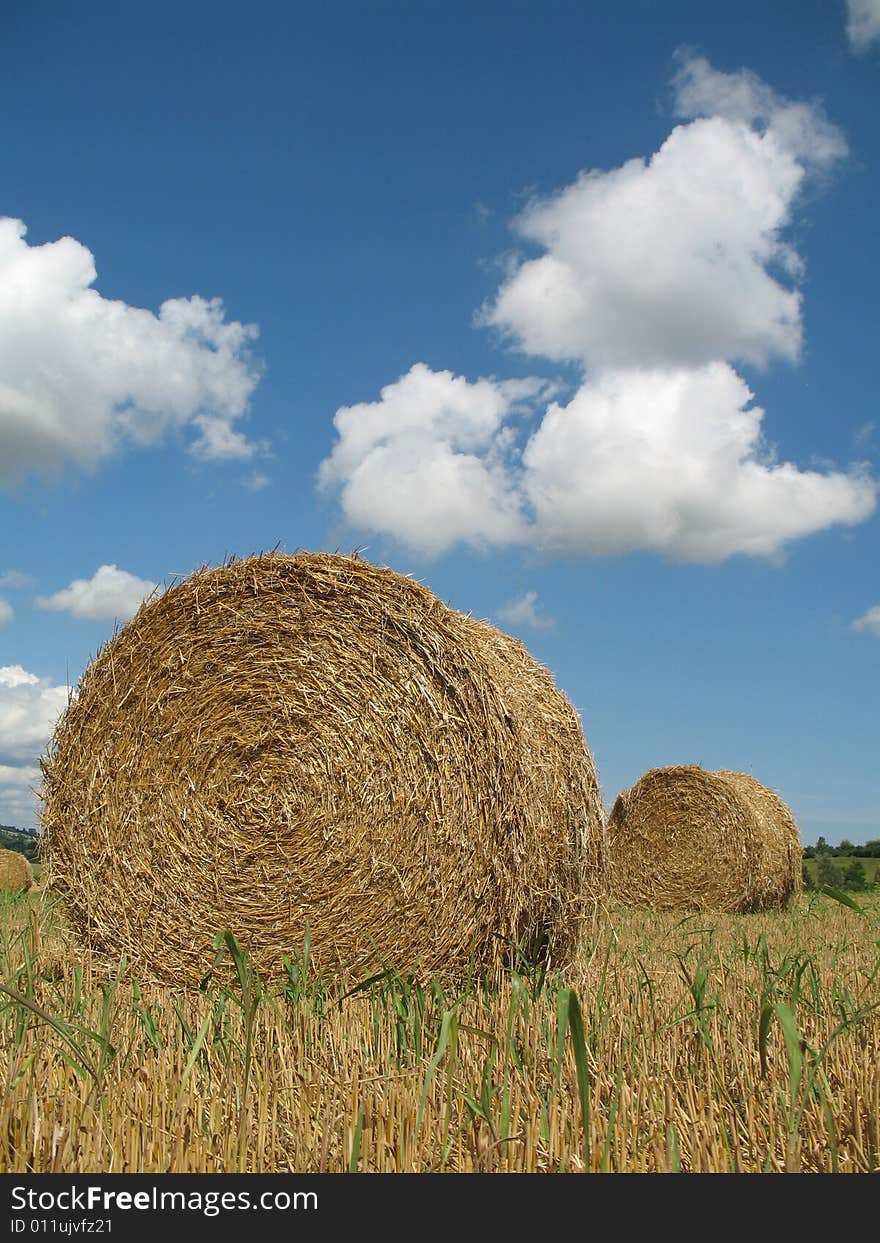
[0,825,39,860]
[802,837,880,858]
[801,838,880,893]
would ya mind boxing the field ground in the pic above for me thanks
[1,886,878,1173]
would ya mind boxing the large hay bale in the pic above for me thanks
[40,551,603,981]
[0,848,33,894]
[606,765,801,912]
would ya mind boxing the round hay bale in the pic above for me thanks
[606,765,801,913]
[40,551,603,982]
[0,848,33,894]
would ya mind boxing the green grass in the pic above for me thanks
[803,856,880,887]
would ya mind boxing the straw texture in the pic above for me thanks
[606,765,801,913]
[40,551,603,982]
[0,849,33,894]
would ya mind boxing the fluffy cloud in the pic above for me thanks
[482,60,845,371]
[846,0,880,50]
[522,365,874,561]
[0,219,262,485]
[0,599,12,625]
[672,54,848,168]
[0,570,33,590]
[320,57,874,562]
[319,363,542,555]
[852,605,880,637]
[0,764,41,829]
[0,666,70,828]
[0,665,69,767]
[497,591,556,631]
[35,564,158,621]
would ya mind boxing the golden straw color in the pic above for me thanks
[606,765,802,912]
[0,849,33,894]
[40,551,604,983]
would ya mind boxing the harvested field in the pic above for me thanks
[1,888,878,1173]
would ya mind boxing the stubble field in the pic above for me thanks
[1,886,878,1174]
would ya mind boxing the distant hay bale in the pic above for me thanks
[40,551,603,982]
[606,765,801,913]
[0,849,33,894]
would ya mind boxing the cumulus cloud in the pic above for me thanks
[0,570,33,590]
[846,0,880,50]
[0,665,70,828]
[0,219,262,485]
[189,416,259,462]
[0,599,12,625]
[852,605,880,637]
[482,61,845,371]
[497,591,556,630]
[522,364,874,561]
[0,764,41,829]
[672,54,848,168]
[319,57,875,562]
[0,665,69,767]
[318,363,543,555]
[35,564,158,621]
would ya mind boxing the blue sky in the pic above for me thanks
[1,0,878,843]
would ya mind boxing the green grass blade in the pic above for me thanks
[758,1001,774,1078]
[557,988,592,1171]
[773,1002,803,1104]
[415,1006,455,1139]
[348,1103,364,1173]
[178,1014,212,1094]
[668,1123,681,1172]
[819,886,870,919]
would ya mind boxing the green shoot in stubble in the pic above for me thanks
[348,1103,364,1173]
[415,1004,458,1141]
[208,930,262,1169]
[555,988,592,1171]
[667,1123,681,1172]
[599,1065,624,1173]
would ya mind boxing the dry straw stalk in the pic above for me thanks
[606,765,802,913]
[41,551,604,982]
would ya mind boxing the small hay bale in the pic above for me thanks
[606,765,802,913]
[40,551,603,982]
[0,848,33,894]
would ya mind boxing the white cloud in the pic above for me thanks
[522,364,874,561]
[189,416,258,462]
[672,54,848,169]
[0,570,33,590]
[0,666,38,688]
[852,605,880,637]
[318,363,541,555]
[320,358,873,562]
[0,665,70,829]
[482,60,845,372]
[846,0,880,50]
[242,469,271,492]
[0,218,262,485]
[0,599,11,625]
[0,763,41,830]
[0,665,69,767]
[497,591,556,630]
[35,564,158,621]
[319,58,875,563]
